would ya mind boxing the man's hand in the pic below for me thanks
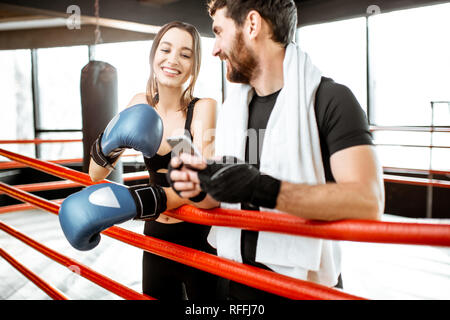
[168,155,281,208]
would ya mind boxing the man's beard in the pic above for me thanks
[224,31,258,84]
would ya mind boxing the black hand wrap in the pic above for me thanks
[90,132,123,169]
[167,161,207,203]
[128,184,167,220]
[197,156,281,208]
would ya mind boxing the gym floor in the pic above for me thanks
[1,209,448,300]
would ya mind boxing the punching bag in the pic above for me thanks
[80,60,123,183]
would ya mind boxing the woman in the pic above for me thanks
[89,21,218,300]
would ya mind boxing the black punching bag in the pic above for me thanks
[80,60,123,183]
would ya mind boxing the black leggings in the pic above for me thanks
[142,221,218,300]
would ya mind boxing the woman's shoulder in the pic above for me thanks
[191,97,217,124]
[126,92,148,108]
[193,97,217,109]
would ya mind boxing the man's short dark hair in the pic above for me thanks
[207,0,297,46]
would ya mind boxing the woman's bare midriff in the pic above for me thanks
[152,166,185,224]
[155,214,183,224]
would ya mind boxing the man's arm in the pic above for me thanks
[169,145,384,221]
[276,145,384,221]
[274,78,385,221]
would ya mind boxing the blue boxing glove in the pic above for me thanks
[91,104,163,169]
[59,183,167,251]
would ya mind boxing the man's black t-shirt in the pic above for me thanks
[240,76,373,267]
[245,76,373,180]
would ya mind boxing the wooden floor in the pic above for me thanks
[1,209,449,300]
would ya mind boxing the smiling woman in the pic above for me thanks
[147,21,202,112]
[87,21,219,300]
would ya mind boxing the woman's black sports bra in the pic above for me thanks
[143,98,199,187]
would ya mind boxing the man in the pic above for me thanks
[168,0,385,300]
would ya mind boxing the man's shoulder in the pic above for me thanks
[315,77,361,115]
[316,77,354,103]
[314,76,368,135]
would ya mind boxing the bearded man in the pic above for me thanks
[168,0,385,300]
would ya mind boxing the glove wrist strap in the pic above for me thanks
[189,191,207,203]
[251,175,281,209]
[129,185,167,220]
[90,133,116,170]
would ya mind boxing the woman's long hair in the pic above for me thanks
[146,21,202,112]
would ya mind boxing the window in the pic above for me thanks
[33,45,88,160]
[37,46,88,130]
[37,131,83,161]
[369,3,450,171]
[297,17,367,112]
[297,3,450,171]
[369,3,450,127]
[195,36,223,106]
[92,40,151,111]
[0,49,34,160]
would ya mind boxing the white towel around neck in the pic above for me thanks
[208,43,341,286]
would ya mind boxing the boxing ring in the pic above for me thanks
[1,141,450,300]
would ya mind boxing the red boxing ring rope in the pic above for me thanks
[0,172,149,196]
[0,247,68,300]
[1,147,449,299]
[383,174,450,188]
[168,206,450,247]
[384,166,450,176]
[0,181,362,300]
[0,139,81,144]
[0,221,153,300]
[1,147,449,247]
[0,154,141,170]
[0,202,63,214]
[0,158,86,170]
[0,148,107,186]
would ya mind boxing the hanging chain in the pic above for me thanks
[94,0,103,45]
